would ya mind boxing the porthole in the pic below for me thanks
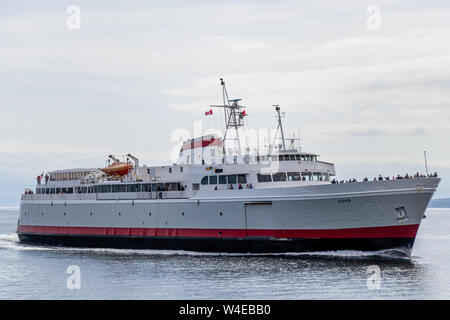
[118,212,121,216]
[182,212,185,216]
[90,212,93,216]
[149,212,151,216]
[220,212,223,216]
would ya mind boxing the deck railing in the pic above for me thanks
[21,191,189,201]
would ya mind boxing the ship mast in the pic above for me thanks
[210,78,247,156]
[273,105,287,152]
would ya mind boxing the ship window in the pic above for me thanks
[151,183,157,191]
[180,167,184,173]
[257,173,272,183]
[279,155,283,161]
[209,176,218,185]
[290,155,296,161]
[67,188,73,194]
[322,173,329,181]
[201,176,209,185]
[128,184,137,192]
[157,183,164,191]
[142,184,152,192]
[228,175,237,184]
[169,168,172,173]
[313,172,322,181]
[288,172,301,181]
[166,183,178,191]
[238,174,247,184]
[56,188,61,194]
[273,172,287,182]
[302,172,312,181]
[295,155,301,160]
[284,155,290,161]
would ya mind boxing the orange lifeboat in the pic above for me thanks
[101,161,132,176]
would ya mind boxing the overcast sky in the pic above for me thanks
[1,0,450,205]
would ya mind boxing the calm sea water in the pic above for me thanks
[0,208,449,300]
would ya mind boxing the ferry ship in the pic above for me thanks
[17,79,440,254]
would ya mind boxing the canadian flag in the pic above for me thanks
[205,109,213,116]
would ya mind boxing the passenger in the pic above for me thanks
[36,175,41,185]
[249,183,254,189]
[363,177,368,182]
[378,175,383,181]
[45,173,49,184]
[246,184,250,189]
[385,176,390,180]
[214,185,218,190]
[238,184,243,189]
[229,184,234,190]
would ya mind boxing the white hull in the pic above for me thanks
[17,177,439,253]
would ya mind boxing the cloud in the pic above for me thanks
[1,0,450,204]
[338,127,427,136]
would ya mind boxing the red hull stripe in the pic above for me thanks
[17,224,420,239]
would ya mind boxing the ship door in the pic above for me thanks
[244,202,273,236]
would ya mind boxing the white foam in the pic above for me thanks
[0,232,412,259]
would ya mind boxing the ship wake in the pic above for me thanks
[0,233,412,260]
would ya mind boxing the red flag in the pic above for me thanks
[205,109,213,116]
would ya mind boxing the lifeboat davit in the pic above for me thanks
[101,162,132,176]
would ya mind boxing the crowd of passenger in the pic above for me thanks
[331,172,438,184]
[214,183,254,190]
[36,173,49,185]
